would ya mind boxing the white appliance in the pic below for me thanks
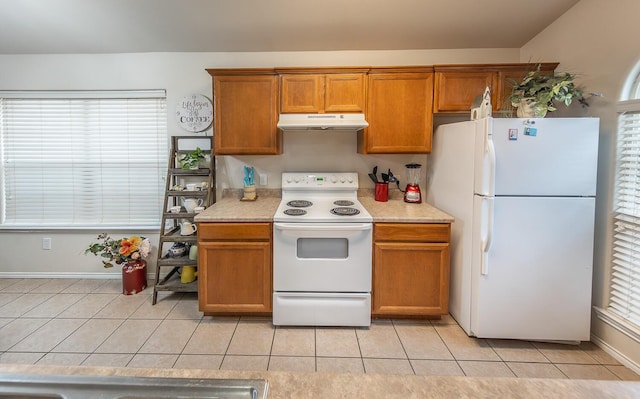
[427,117,599,341]
[277,113,368,130]
[273,172,373,326]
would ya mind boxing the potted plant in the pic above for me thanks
[178,147,206,170]
[506,65,589,117]
[85,233,151,295]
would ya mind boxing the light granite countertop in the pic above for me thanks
[359,189,454,223]
[194,189,454,223]
[1,364,639,399]
[194,189,282,222]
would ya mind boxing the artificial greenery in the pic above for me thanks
[178,147,206,170]
[506,65,588,117]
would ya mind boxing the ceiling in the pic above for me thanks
[0,0,580,55]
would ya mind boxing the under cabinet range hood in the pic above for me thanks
[277,113,368,131]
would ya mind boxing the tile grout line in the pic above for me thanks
[432,323,467,376]
[390,319,416,375]
[266,323,277,371]
[172,301,204,369]
[114,293,161,368]
[78,292,127,359]
[220,316,241,370]
[354,325,366,373]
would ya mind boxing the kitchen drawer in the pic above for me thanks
[374,223,450,243]
[198,222,271,241]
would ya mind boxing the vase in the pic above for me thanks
[122,259,147,295]
[242,185,257,200]
[516,98,548,118]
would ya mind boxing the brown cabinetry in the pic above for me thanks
[372,223,450,317]
[207,69,281,155]
[279,72,366,113]
[359,67,434,154]
[197,222,272,315]
[433,63,558,113]
[434,70,496,113]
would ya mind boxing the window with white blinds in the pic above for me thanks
[610,99,640,325]
[0,90,167,228]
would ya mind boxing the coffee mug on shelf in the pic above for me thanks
[180,221,198,236]
[181,265,198,283]
[169,205,181,213]
[194,206,205,214]
[189,245,198,260]
[186,183,197,191]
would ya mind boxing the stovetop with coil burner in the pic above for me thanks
[274,172,372,223]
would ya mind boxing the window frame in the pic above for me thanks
[0,90,168,230]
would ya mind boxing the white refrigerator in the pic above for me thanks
[427,117,599,341]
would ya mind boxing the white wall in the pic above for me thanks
[0,48,518,276]
[521,0,640,369]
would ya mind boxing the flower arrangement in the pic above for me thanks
[85,233,151,268]
[506,65,589,117]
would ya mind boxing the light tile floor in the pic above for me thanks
[1,278,639,380]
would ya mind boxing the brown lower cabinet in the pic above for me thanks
[197,222,272,315]
[372,223,451,317]
[197,220,450,318]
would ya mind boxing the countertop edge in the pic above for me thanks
[0,364,638,399]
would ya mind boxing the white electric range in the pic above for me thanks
[272,172,373,326]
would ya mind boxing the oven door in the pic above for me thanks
[273,222,372,292]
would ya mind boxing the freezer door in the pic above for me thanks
[470,195,595,341]
[475,118,599,197]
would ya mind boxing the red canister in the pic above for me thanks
[374,182,389,202]
[122,260,147,295]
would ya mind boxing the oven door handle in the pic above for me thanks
[274,222,372,232]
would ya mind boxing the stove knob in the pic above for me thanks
[294,176,300,183]
[339,176,346,183]
[286,177,293,183]
[347,176,354,183]
[330,175,337,183]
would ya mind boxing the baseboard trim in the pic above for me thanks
[0,272,155,280]
[591,333,640,375]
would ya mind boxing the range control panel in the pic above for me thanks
[281,172,359,190]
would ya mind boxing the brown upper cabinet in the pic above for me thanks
[433,63,558,113]
[278,68,368,113]
[358,67,434,154]
[207,69,281,155]
[206,63,558,155]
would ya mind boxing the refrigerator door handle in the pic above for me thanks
[486,133,496,196]
[481,197,494,275]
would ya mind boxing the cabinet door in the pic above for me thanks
[198,241,272,314]
[280,74,324,113]
[280,73,365,113]
[324,73,365,112]
[372,242,450,316]
[213,74,280,155]
[434,71,497,113]
[362,72,434,154]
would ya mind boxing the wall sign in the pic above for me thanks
[176,94,213,132]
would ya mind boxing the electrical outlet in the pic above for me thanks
[259,173,268,186]
[42,237,52,250]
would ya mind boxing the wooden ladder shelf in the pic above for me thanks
[152,136,215,305]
